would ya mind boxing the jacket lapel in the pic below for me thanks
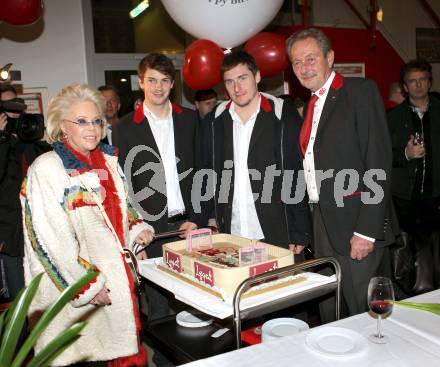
[248,113,266,156]
[133,113,160,156]
[316,73,345,136]
[316,88,340,136]
[248,95,272,155]
[223,112,234,164]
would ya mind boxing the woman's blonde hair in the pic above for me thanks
[46,84,107,143]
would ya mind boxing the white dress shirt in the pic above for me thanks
[303,72,374,243]
[229,97,265,240]
[144,102,186,216]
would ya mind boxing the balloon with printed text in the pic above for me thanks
[183,39,224,90]
[161,0,284,49]
[244,32,289,78]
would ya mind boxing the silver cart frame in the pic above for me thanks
[232,256,341,348]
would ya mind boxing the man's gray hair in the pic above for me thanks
[286,28,332,61]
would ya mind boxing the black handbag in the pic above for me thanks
[391,231,439,298]
[391,232,415,296]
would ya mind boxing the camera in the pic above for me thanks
[0,98,44,142]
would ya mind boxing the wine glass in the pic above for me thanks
[367,276,394,344]
[414,132,424,145]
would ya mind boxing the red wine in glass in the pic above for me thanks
[368,277,395,344]
[369,300,393,315]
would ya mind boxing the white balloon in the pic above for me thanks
[162,0,284,49]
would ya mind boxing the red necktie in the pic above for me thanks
[299,94,318,156]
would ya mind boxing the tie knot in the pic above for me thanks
[308,94,318,108]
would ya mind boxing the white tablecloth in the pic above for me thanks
[181,290,440,367]
[139,258,336,319]
[389,290,440,345]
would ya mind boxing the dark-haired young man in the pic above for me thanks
[114,53,202,258]
[388,59,440,294]
[113,54,202,342]
[202,51,311,257]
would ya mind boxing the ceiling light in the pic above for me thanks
[376,7,384,22]
[0,63,13,82]
[129,0,150,19]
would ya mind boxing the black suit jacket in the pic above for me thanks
[309,77,399,255]
[202,95,312,248]
[387,97,440,199]
[113,104,203,236]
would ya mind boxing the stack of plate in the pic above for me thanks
[261,318,309,343]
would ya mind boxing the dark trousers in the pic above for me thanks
[312,205,390,324]
[0,253,25,301]
[141,220,189,367]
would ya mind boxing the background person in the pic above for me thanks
[287,28,399,322]
[388,59,440,295]
[98,85,121,145]
[194,88,218,119]
[385,81,405,111]
[0,84,50,304]
[0,84,50,346]
[21,84,153,366]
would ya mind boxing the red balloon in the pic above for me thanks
[1,0,43,26]
[244,32,289,78]
[183,39,224,90]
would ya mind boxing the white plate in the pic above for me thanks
[262,318,309,342]
[305,327,368,358]
[176,310,213,328]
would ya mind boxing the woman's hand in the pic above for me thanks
[90,286,111,306]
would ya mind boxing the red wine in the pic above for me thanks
[370,300,392,315]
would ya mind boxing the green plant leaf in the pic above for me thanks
[4,288,25,326]
[37,336,81,367]
[0,311,7,342]
[0,273,43,366]
[25,322,86,367]
[11,270,98,367]
[392,301,440,316]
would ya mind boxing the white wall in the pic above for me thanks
[0,0,88,101]
[313,0,440,91]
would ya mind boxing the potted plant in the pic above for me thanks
[0,271,98,367]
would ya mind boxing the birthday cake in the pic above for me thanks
[161,233,294,298]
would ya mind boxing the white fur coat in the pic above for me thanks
[21,142,152,366]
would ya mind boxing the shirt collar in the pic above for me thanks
[313,71,335,101]
[229,94,261,124]
[143,101,173,122]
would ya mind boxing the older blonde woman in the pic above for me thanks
[21,84,153,366]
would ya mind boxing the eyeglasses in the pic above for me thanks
[63,118,104,127]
